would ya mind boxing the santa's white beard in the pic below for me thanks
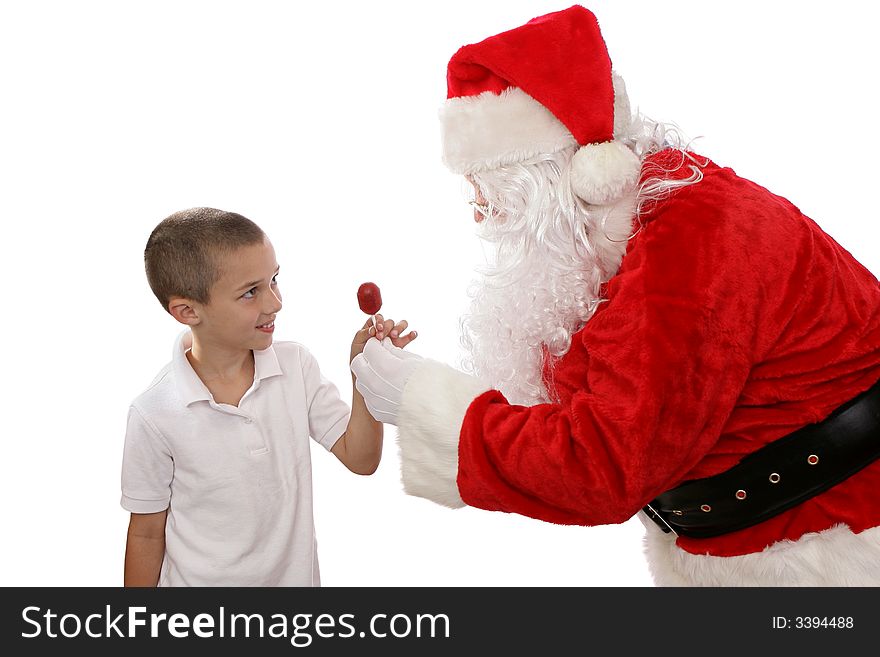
[458,122,704,407]
[460,198,633,406]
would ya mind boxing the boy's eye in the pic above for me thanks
[242,287,257,299]
[271,274,278,285]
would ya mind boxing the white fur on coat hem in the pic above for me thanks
[640,513,880,586]
[396,359,491,508]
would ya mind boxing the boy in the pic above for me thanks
[121,207,415,586]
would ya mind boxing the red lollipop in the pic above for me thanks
[357,282,382,316]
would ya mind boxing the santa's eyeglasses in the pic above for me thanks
[462,177,495,221]
[468,200,492,219]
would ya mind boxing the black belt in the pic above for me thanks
[643,378,880,539]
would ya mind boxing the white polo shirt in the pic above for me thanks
[121,331,350,586]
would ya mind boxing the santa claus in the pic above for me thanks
[350,5,880,585]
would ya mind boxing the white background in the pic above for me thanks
[1,0,877,587]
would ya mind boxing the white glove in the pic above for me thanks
[350,337,424,425]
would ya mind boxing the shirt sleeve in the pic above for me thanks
[457,183,803,526]
[120,405,173,514]
[299,348,351,451]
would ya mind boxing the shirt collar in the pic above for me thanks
[172,330,283,406]
[253,342,283,381]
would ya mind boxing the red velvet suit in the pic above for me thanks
[457,149,880,556]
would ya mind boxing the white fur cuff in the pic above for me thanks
[396,359,492,508]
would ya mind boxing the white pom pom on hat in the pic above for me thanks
[440,4,641,205]
[569,140,642,206]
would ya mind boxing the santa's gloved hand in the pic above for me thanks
[350,337,424,425]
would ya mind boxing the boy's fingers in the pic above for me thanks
[392,330,418,348]
[390,319,408,338]
[362,315,411,342]
[378,318,396,340]
[375,313,385,339]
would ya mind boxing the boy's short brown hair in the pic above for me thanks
[145,207,266,311]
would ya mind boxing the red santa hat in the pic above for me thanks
[440,4,640,206]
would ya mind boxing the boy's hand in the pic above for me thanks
[351,313,418,363]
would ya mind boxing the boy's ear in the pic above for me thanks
[167,297,201,326]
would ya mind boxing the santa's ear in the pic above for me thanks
[168,297,201,326]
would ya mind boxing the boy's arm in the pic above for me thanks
[331,374,383,475]
[124,510,167,587]
[331,316,416,474]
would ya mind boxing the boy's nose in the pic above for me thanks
[266,287,282,313]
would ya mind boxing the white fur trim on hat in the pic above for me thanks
[441,73,634,182]
[396,358,492,508]
[611,72,632,138]
[569,140,642,206]
[440,87,577,175]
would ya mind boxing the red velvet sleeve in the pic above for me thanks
[456,167,816,525]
